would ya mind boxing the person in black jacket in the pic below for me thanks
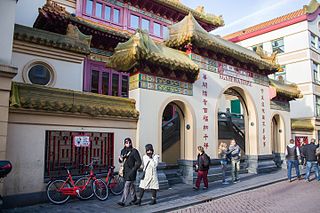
[117,138,142,207]
[193,146,210,190]
[303,138,319,182]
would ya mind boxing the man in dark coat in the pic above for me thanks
[303,138,319,182]
[118,138,141,206]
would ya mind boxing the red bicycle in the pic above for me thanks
[105,166,125,195]
[46,160,108,204]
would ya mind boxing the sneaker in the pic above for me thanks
[233,180,240,183]
[193,186,199,191]
[305,179,310,182]
[202,187,208,190]
[117,202,125,207]
[288,179,292,183]
[222,181,229,185]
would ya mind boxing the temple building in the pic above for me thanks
[0,0,301,206]
[224,0,320,146]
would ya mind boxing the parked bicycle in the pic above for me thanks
[105,166,125,195]
[46,160,108,204]
[0,161,12,208]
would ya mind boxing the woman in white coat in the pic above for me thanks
[135,144,159,205]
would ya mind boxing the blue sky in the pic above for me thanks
[181,0,311,36]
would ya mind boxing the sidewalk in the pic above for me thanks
[3,169,300,213]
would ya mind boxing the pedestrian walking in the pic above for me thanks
[117,138,142,207]
[227,139,241,183]
[285,139,301,182]
[299,140,306,169]
[134,144,159,206]
[303,138,319,182]
[218,142,229,184]
[193,146,210,190]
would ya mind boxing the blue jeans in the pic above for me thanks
[305,161,320,181]
[220,160,227,182]
[287,160,300,180]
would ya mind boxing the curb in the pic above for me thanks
[153,176,292,213]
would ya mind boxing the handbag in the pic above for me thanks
[140,160,151,180]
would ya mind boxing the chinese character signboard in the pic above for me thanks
[261,89,266,147]
[202,73,209,149]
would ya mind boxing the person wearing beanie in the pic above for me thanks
[117,138,142,207]
[135,144,160,206]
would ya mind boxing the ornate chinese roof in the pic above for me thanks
[14,24,91,55]
[152,0,224,31]
[105,29,199,82]
[34,0,129,44]
[291,119,314,131]
[269,79,303,100]
[224,0,320,41]
[165,13,280,73]
[10,82,139,119]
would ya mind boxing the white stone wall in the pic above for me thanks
[12,52,84,91]
[130,69,273,160]
[6,113,136,195]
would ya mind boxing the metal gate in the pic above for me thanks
[45,131,114,178]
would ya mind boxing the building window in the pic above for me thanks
[105,5,111,21]
[311,33,317,49]
[113,8,120,24]
[313,61,320,83]
[84,60,129,97]
[85,0,93,15]
[154,22,161,37]
[83,0,122,25]
[272,38,284,53]
[130,14,139,29]
[274,65,286,82]
[142,18,150,32]
[163,26,169,39]
[128,12,167,38]
[316,96,320,117]
[252,43,263,52]
[22,60,56,86]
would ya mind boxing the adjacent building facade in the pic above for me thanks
[0,0,302,206]
[225,0,320,145]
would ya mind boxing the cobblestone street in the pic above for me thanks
[171,179,320,213]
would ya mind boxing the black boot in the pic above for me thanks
[129,196,137,205]
[149,197,156,205]
[134,198,141,206]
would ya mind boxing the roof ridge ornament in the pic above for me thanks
[255,46,278,64]
[304,0,320,14]
[44,0,68,16]
[66,24,92,47]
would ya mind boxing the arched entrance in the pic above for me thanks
[271,114,285,166]
[161,103,184,164]
[216,86,258,158]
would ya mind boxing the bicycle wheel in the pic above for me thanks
[75,177,94,200]
[46,180,71,204]
[93,178,108,201]
[109,175,125,195]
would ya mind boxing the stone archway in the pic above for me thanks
[271,114,286,167]
[161,103,184,164]
[215,85,259,173]
[159,98,196,164]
